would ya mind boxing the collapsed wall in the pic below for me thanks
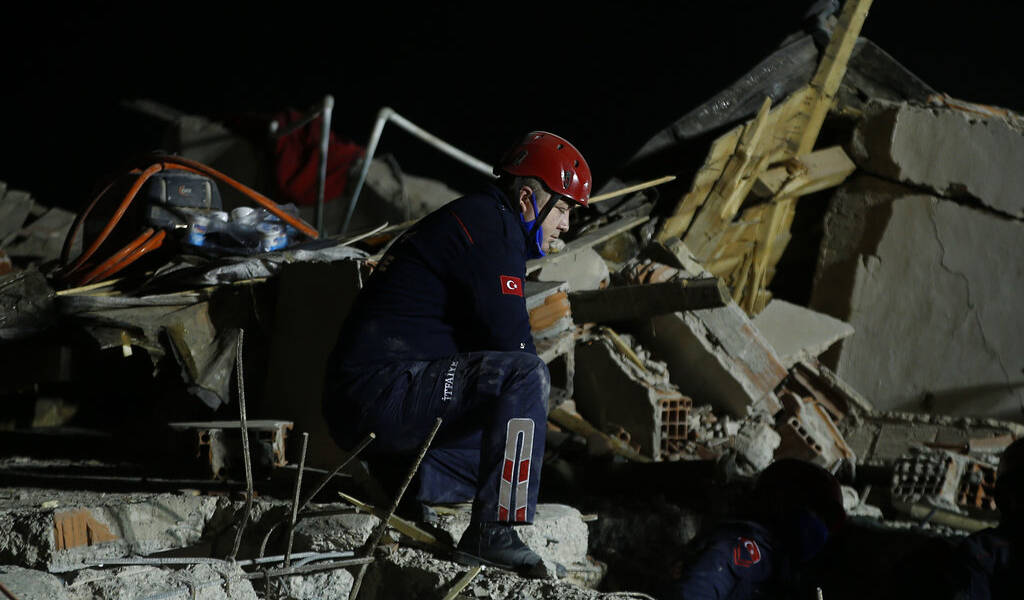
[812,178,1024,419]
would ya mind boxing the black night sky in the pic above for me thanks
[1,1,1021,209]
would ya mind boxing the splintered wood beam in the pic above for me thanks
[796,0,874,156]
[681,97,775,260]
[751,146,856,199]
[657,127,742,242]
[568,278,730,324]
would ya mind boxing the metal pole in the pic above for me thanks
[284,432,309,567]
[342,107,391,237]
[341,107,498,236]
[228,329,254,562]
[316,95,334,236]
[348,418,443,600]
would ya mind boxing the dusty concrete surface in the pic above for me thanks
[0,486,223,572]
[0,565,69,599]
[537,247,611,292]
[812,181,1024,419]
[362,547,609,600]
[752,299,854,369]
[852,100,1024,218]
[64,563,256,600]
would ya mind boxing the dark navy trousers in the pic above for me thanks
[325,351,549,524]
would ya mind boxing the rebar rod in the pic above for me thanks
[228,328,254,562]
[257,432,376,559]
[284,432,309,567]
[348,417,443,600]
[243,557,374,580]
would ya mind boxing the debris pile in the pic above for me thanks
[2,0,1023,597]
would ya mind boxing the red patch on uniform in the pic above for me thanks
[500,275,523,296]
[518,459,530,483]
[502,459,515,482]
[498,507,509,521]
[515,507,527,522]
[732,538,762,567]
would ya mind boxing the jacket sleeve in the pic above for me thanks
[447,207,536,354]
[662,540,742,600]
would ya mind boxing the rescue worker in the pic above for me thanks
[323,131,591,577]
[662,458,846,599]
[950,437,1024,599]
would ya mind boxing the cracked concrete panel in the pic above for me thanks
[852,100,1024,218]
[817,194,1024,419]
[635,304,787,418]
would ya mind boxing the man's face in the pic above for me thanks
[519,185,572,252]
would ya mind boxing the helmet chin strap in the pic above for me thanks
[522,191,558,258]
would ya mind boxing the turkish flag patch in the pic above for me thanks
[732,537,762,568]
[500,275,523,296]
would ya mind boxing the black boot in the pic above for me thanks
[453,520,552,578]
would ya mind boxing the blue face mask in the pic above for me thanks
[519,192,546,258]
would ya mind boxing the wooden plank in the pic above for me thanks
[589,175,676,204]
[751,146,856,198]
[526,215,648,274]
[568,278,730,324]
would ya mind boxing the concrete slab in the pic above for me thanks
[852,100,1024,218]
[752,299,854,369]
[0,491,222,571]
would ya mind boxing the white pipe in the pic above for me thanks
[341,106,497,235]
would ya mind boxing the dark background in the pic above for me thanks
[1,1,1020,209]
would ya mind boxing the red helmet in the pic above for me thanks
[495,131,592,207]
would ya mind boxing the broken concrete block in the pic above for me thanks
[774,392,855,471]
[278,569,353,600]
[0,186,33,243]
[852,99,1024,218]
[537,246,610,292]
[574,331,692,459]
[0,492,221,571]
[0,565,69,600]
[4,207,76,262]
[732,415,781,471]
[751,299,854,369]
[633,302,788,418]
[293,505,378,551]
[811,177,1024,419]
[890,448,1001,531]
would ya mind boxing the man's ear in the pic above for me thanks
[518,185,536,220]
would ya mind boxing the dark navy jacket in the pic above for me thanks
[952,524,1022,600]
[663,520,790,600]
[334,185,537,366]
